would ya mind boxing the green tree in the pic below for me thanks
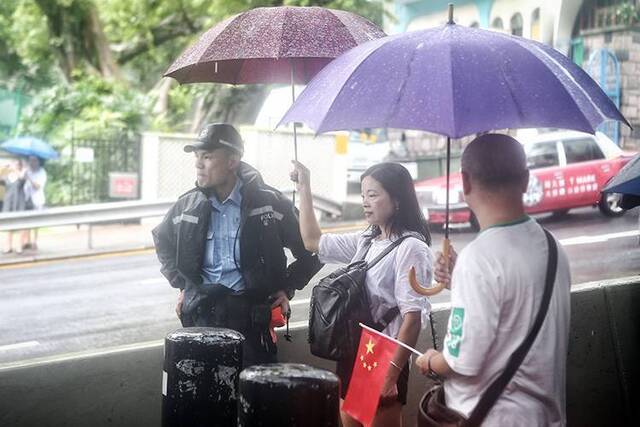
[2,0,388,204]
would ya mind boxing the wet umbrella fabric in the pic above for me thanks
[1,137,59,160]
[164,6,386,85]
[602,153,640,196]
[164,6,385,203]
[279,23,628,136]
[279,19,629,295]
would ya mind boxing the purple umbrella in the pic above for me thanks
[280,5,629,294]
[164,6,385,203]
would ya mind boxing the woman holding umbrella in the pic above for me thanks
[291,160,434,427]
[1,137,56,252]
[21,155,47,251]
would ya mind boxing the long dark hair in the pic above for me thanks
[361,162,431,246]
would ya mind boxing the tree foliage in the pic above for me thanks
[4,0,386,135]
[2,0,387,205]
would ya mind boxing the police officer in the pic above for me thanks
[153,123,322,365]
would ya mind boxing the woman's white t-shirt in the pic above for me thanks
[318,231,434,339]
[24,167,47,209]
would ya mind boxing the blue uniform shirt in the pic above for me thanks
[201,178,245,291]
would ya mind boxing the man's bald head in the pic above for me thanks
[461,133,528,192]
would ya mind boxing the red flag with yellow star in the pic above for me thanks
[342,327,398,425]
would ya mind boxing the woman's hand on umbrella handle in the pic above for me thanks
[290,160,311,192]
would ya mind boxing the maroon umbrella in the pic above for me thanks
[164,6,385,85]
[164,6,386,172]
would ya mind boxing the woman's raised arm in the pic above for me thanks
[290,160,322,253]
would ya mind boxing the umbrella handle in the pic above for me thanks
[408,238,450,296]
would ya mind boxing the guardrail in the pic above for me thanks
[0,200,174,249]
[282,190,342,218]
[0,193,342,249]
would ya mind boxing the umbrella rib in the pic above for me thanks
[277,7,291,59]
[509,36,613,132]
[498,54,527,125]
[383,40,422,129]
[187,15,238,83]
[536,45,610,120]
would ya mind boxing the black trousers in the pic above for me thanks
[181,291,277,367]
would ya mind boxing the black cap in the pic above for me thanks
[184,123,244,155]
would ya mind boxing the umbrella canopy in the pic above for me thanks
[280,23,629,136]
[602,153,640,196]
[1,136,58,160]
[164,6,386,85]
[280,10,630,296]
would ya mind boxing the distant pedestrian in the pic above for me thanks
[153,123,321,366]
[416,134,571,426]
[21,155,47,251]
[2,158,26,254]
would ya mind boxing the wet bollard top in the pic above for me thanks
[238,363,340,427]
[162,327,245,427]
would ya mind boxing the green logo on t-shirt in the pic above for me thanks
[446,307,465,358]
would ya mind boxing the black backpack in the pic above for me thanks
[308,235,410,361]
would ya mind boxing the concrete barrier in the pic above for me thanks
[1,277,638,426]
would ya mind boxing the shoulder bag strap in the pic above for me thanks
[356,237,374,262]
[365,235,411,270]
[371,306,401,332]
[465,228,558,427]
[366,235,415,331]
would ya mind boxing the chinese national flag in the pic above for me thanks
[342,327,398,426]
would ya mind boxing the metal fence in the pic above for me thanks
[0,87,30,139]
[67,135,141,205]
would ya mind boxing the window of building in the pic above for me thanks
[491,17,504,30]
[511,13,523,36]
[576,0,631,33]
[470,21,479,28]
[531,8,541,40]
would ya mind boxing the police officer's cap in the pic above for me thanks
[184,123,244,156]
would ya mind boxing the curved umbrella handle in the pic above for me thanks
[408,238,450,296]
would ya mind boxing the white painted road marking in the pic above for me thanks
[0,341,40,352]
[559,229,639,246]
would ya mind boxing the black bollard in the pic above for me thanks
[162,327,245,427]
[238,363,340,427]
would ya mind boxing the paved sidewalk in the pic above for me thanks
[0,218,366,267]
[0,219,160,266]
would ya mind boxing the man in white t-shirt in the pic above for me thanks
[416,134,571,426]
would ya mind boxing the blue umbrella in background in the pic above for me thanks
[1,136,59,160]
[603,153,640,196]
[602,153,640,211]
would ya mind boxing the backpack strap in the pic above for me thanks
[464,228,558,426]
[365,235,411,270]
[371,306,400,332]
[355,237,374,262]
[366,235,415,332]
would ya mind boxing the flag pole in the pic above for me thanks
[359,323,423,357]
